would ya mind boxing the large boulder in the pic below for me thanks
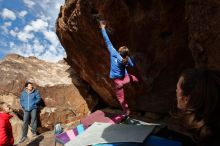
[0,54,98,130]
[56,0,196,113]
[186,0,220,70]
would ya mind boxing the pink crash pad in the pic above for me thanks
[80,110,125,127]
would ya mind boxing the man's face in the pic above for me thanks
[26,83,33,91]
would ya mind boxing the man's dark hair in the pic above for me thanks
[25,81,33,87]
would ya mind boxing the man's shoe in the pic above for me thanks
[18,136,27,143]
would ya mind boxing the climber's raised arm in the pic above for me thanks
[100,21,117,55]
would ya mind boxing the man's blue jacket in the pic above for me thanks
[20,89,41,111]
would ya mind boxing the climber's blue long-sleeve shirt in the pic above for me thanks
[101,28,134,79]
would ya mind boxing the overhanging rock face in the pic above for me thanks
[186,0,220,69]
[56,0,220,113]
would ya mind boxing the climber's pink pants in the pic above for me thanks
[113,74,139,115]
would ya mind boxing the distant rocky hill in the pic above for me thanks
[0,54,98,143]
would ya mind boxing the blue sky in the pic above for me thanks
[0,0,66,62]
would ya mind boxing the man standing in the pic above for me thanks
[19,81,41,143]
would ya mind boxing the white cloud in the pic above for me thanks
[19,10,28,17]
[23,0,36,8]
[30,19,48,31]
[34,1,64,28]
[16,18,48,42]
[9,43,34,57]
[39,49,64,62]
[1,8,16,20]
[32,39,45,55]
[17,31,34,42]
[24,24,33,32]
[48,45,57,54]
[9,41,65,62]
[4,22,12,27]
[10,30,17,37]
[9,27,20,37]
[0,22,12,34]
[43,31,59,46]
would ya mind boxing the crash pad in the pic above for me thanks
[65,122,155,146]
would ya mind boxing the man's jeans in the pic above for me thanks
[22,108,37,137]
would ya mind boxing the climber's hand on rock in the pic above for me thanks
[99,20,106,28]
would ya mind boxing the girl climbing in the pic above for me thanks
[99,20,139,116]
